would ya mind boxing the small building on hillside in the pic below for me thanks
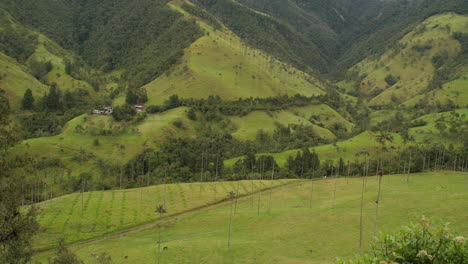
[92,106,113,115]
[134,104,145,112]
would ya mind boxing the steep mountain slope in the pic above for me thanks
[0,0,203,88]
[0,52,48,108]
[344,13,468,106]
[0,9,103,109]
[143,2,326,103]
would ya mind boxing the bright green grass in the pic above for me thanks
[34,171,468,264]
[143,12,325,105]
[33,179,299,250]
[230,109,336,141]
[0,52,48,108]
[352,13,468,106]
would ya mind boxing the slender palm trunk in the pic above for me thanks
[228,199,234,249]
[347,161,350,184]
[234,181,240,215]
[267,164,275,213]
[406,151,412,183]
[309,180,314,209]
[257,159,264,216]
[163,170,167,208]
[157,225,161,264]
[199,153,204,197]
[332,178,337,208]
[214,155,218,201]
[373,173,383,237]
[359,173,365,251]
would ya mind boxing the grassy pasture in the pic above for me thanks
[230,109,336,141]
[34,171,468,263]
[33,179,299,250]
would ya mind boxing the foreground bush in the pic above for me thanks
[338,216,467,264]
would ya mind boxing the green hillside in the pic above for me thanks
[230,110,336,141]
[10,107,194,175]
[143,2,325,104]
[348,13,468,106]
[33,171,468,263]
[404,74,468,107]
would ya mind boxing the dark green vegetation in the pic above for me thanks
[338,217,468,264]
[1,0,203,88]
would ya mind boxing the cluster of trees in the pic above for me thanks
[146,93,346,118]
[255,124,329,153]
[0,24,36,63]
[19,85,104,138]
[181,2,222,30]
[125,88,148,105]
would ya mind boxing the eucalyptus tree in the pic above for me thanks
[155,204,167,264]
[227,191,236,249]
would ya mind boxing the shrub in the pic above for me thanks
[337,216,467,264]
[112,104,137,121]
[146,105,162,114]
[384,74,399,86]
[172,119,185,129]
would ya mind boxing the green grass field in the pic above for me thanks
[34,171,468,263]
[33,179,299,250]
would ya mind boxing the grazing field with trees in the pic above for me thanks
[33,171,468,263]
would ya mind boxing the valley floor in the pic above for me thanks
[34,171,468,264]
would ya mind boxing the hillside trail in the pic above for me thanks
[40,179,317,253]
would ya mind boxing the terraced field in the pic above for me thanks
[34,179,300,250]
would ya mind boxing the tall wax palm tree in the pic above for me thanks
[373,131,393,237]
[155,204,167,264]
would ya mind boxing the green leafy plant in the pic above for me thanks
[337,216,467,264]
